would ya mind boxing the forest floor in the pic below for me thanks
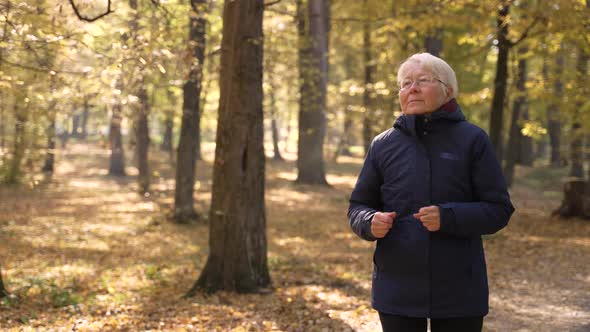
[0,141,589,332]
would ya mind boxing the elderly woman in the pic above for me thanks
[348,53,514,332]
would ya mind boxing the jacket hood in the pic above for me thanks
[393,98,465,137]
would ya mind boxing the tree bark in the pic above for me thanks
[161,90,175,153]
[269,87,284,161]
[569,47,587,178]
[362,0,374,156]
[190,0,270,294]
[424,28,443,57]
[0,1,8,153]
[42,75,58,173]
[108,101,126,176]
[135,86,150,194]
[504,46,528,187]
[265,47,284,161]
[296,0,328,185]
[489,1,510,161]
[161,114,174,152]
[173,0,207,223]
[545,51,564,167]
[553,180,590,218]
[80,97,89,139]
[5,101,26,184]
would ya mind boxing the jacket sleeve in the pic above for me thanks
[438,130,515,237]
[348,142,382,241]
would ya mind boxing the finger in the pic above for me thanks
[376,215,394,224]
[376,220,393,229]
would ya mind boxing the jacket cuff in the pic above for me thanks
[362,212,378,241]
[438,204,457,234]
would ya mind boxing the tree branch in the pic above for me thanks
[68,0,113,22]
[264,0,283,7]
[510,16,542,47]
[0,58,89,76]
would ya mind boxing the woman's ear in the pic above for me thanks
[445,86,453,99]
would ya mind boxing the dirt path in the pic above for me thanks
[0,142,589,331]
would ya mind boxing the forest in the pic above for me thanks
[0,0,589,330]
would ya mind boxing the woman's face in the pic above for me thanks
[398,62,451,115]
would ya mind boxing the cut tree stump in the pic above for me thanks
[553,179,590,218]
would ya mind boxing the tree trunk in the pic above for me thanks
[80,97,89,139]
[161,115,174,152]
[489,1,510,161]
[545,50,564,167]
[425,28,443,57]
[296,0,328,185]
[0,104,4,153]
[190,0,270,294]
[504,46,528,187]
[108,101,126,176]
[361,0,374,155]
[553,180,590,218]
[161,90,175,153]
[0,265,8,298]
[173,0,207,223]
[0,2,8,154]
[265,49,284,161]
[135,86,150,194]
[269,89,284,161]
[569,47,587,178]
[71,112,81,138]
[42,115,56,173]
[5,102,26,184]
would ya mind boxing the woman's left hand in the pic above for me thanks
[413,205,441,232]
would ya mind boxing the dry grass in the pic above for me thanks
[0,142,588,331]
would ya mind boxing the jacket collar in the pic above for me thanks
[393,98,465,136]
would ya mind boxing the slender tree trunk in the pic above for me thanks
[80,97,89,139]
[161,115,174,152]
[108,101,126,176]
[42,115,56,173]
[265,47,284,161]
[425,28,443,57]
[191,0,270,294]
[489,1,511,161]
[128,0,150,193]
[42,77,58,173]
[546,51,564,167]
[362,0,374,155]
[285,96,294,154]
[569,48,587,178]
[296,0,328,184]
[6,102,26,184]
[0,1,8,154]
[173,0,207,223]
[71,112,81,138]
[161,90,175,153]
[269,85,284,161]
[136,86,150,194]
[0,104,4,153]
[504,46,528,187]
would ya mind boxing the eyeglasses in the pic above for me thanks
[399,76,448,92]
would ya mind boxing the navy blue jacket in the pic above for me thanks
[348,99,514,318]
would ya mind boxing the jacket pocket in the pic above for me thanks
[374,208,428,276]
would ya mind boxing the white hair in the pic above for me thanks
[397,53,458,98]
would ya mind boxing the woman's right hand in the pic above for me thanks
[371,211,397,238]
